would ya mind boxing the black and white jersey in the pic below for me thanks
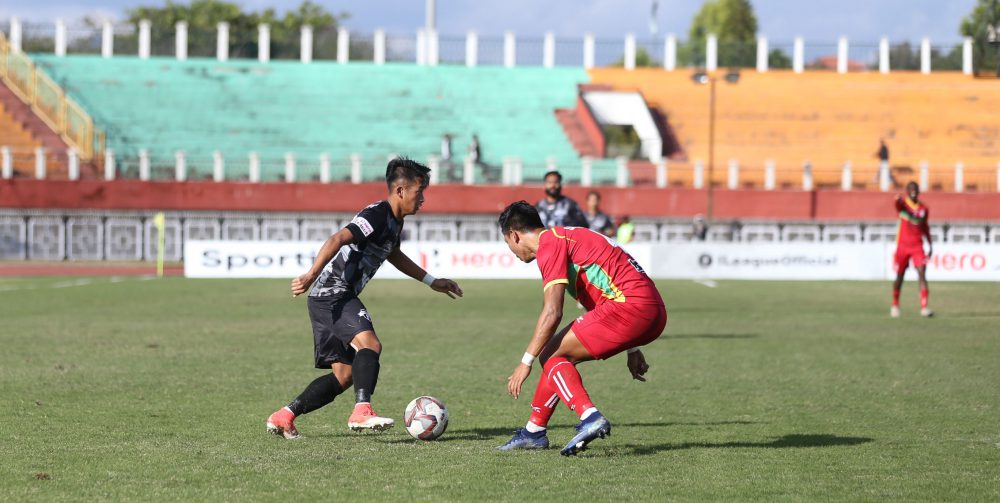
[586,211,615,235]
[309,201,402,299]
[536,196,588,228]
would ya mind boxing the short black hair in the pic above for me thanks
[587,190,601,199]
[498,201,544,235]
[386,157,430,190]
[543,170,562,182]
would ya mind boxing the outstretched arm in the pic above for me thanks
[291,228,354,297]
[922,210,933,258]
[387,245,463,299]
[507,283,565,398]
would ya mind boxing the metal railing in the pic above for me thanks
[0,31,102,161]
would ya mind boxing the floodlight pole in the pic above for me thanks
[707,76,717,220]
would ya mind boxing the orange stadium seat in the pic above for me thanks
[590,69,1000,192]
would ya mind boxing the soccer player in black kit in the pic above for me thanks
[267,158,463,439]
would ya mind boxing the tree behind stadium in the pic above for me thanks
[684,0,760,68]
[960,0,1000,75]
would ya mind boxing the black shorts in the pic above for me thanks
[307,296,374,368]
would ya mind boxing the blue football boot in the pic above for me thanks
[560,412,611,456]
[496,428,550,451]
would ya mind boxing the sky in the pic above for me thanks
[0,0,978,44]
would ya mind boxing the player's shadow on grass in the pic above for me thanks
[377,420,761,443]
[664,333,758,339]
[621,434,873,456]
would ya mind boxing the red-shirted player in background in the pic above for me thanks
[892,181,933,318]
[495,201,667,456]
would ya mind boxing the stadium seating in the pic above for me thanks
[590,69,1000,191]
[0,98,55,178]
[31,55,592,182]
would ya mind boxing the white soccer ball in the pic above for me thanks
[403,396,449,440]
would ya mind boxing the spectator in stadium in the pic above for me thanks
[442,133,460,181]
[691,214,708,241]
[584,191,616,237]
[874,138,896,186]
[616,216,635,244]
[536,171,588,228]
[468,134,481,165]
[468,133,500,182]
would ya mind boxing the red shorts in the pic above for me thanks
[894,245,927,273]
[572,301,667,360]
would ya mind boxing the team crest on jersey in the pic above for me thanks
[358,309,371,322]
[352,216,374,237]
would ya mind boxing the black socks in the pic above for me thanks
[287,373,344,416]
[352,348,380,404]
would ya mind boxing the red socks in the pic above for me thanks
[527,373,559,429]
[892,287,900,307]
[543,357,594,418]
[920,287,929,309]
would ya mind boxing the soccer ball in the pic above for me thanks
[403,396,448,440]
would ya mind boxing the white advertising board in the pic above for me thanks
[184,240,1000,281]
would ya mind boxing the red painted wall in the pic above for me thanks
[575,96,606,157]
[2,180,999,221]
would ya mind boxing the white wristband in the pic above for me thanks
[627,347,641,354]
[422,273,436,286]
[521,352,535,366]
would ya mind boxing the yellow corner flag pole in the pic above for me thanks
[154,212,166,278]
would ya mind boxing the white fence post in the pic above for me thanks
[175,151,186,182]
[213,151,224,182]
[427,29,439,66]
[802,161,813,191]
[102,21,114,58]
[664,34,676,71]
[1,147,11,179]
[55,19,66,56]
[963,37,973,75]
[624,33,636,70]
[543,32,555,69]
[465,30,478,67]
[841,161,852,191]
[764,160,776,190]
[656,159,668,188]
[416,29,427,65]
[284,153,296,183]
[374,29,386,65]
[337,28,349,64]
[513,157,523,185]
[138,20,150,59]
[350,154,362,184]
[10,17,22,53]
[727,159,739,189]
[319,153,331,183]
[920,37,931,74]
[500,157,511,185]
[756,35,768,72]
[463,157,475,185]
[546,156,557,173]
[248,152,260,182]
[879,37,890,74]
[217,22,229,61]
[300,25,313,63]
[693,160,704,189]
[706,34,718,71]
[504,31,516,68]
[139,148,150,181]
[954,162,964,192]
[176,21,188,60]
[837,36,848,74]
[879,160,891,191]
[104,149,115,180]
[616,157,629,188]
[581,157,593,187]
[583,33,595,69]
[67,149,79,181]
[35,147,45,180]
[428,155,440,185]
[259,24,270,63]
[919,161,929,192]
[793,37,804,73]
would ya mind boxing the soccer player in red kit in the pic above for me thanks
[892,181,933,318]
[495,201,667,456]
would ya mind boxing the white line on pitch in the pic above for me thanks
[693,279,718,288]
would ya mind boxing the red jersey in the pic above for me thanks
[535,226,662,310]
[894,196,930,249]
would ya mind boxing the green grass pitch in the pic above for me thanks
[1,277,998,501]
